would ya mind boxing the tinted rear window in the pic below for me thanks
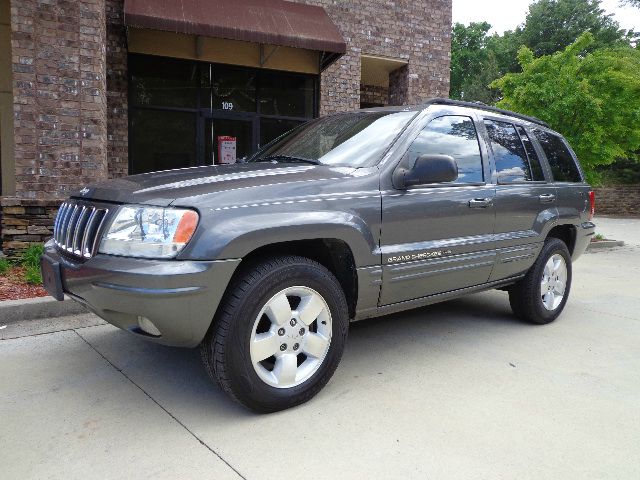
[533,130,582,182]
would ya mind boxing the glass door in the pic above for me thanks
[203,113,257,165]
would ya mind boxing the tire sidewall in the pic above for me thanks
[223,259,348,411]
[532,239,573,323]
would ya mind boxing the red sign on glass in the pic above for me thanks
[217,136,237,164]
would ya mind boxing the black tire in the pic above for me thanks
[508,238,572,325]
[200,255,349,413]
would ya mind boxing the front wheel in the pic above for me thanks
[508,238,572,325]
[201,255,349,413]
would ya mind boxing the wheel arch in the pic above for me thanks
[546,223,577,255]
[235,239,359,319]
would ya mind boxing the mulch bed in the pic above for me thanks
[0,266,48,301]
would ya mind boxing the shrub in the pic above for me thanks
[24,264,42,285]
[21,244,44,270]
[21,244,44,285]
[0,258,10,275]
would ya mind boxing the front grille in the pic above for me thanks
[53,201,109,259]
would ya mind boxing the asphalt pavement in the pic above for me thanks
[1,216,639,480]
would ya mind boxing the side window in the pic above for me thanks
[484,119,532,182]
[408,115,484,184]
[515,126,545,181]
[533,130,582,182]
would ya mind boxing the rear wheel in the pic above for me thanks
[201,255,349,413]
[508,238,572,325]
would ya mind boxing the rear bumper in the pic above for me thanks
[42,241,240,347]
[573,221,596,261]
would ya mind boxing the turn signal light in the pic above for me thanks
[173,210,199,244]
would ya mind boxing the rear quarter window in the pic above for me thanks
[533,130,582,182]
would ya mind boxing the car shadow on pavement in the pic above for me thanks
[83,290,522,417]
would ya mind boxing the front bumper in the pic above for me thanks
[42,241,240,347]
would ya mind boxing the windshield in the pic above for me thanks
[249,111,417,167]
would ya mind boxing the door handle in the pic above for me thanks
[539,194,556,204]
[468,198,493,208]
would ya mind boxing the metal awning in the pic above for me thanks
[123,0,346,70]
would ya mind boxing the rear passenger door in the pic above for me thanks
[379,114,496,305]
[531,129,588,227]
[482,119,558,281]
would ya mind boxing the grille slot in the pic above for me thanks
[54,201,109,259]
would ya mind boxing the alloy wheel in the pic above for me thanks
[540,253,567,311]
[250,286,332,388]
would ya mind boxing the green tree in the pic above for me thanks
[491,33,640,183]
[486,29,524,76]
[449,0,635,103]
[450,22,492,99]
[520,0,626,57]
[456,52,501,104]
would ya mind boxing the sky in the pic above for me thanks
[452,0,640,34]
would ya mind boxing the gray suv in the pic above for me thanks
[41,99,596,412]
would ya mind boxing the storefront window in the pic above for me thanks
[209,66,257,113]
[260,118,306,147]
[259,72,314,117]
[130,56,199,109]
[130,110,197,174]
[128,54,317,173]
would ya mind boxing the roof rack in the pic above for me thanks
[424,98,550,128]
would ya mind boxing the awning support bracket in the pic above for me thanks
[260,44,279,67]
[196,36,205,58]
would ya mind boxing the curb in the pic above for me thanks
[0,296,88,325]
[587,240,625,251]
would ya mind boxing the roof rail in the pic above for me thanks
[424,98,550,128]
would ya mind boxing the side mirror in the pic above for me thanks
[394,154,458,189]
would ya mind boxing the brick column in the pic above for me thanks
[388,65,409,106]
[318,46,361,115]
[10,0,108,200]
[106,0,128,178]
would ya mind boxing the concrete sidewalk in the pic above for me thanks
[1,216,639,479]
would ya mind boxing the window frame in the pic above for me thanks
[394,113,489,189]
[481,116,550,185]
[514,124,546,182]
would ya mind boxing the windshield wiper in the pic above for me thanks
[255,155,321,165]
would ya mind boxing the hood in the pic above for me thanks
[71,162,358,206]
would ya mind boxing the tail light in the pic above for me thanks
[588,191,595,220]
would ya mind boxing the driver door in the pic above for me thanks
[380,114,497,305]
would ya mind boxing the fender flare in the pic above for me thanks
[183,211,379,268]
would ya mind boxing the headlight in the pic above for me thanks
[99,206,199,258]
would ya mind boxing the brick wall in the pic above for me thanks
[105,0,127,178]
[360,84,389,106]
[10,0,108,200]
[301,0,452,114]
[1,197,59,257]
[389,65,409,106]
[2,0,108,254]
[594,185,640,217]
